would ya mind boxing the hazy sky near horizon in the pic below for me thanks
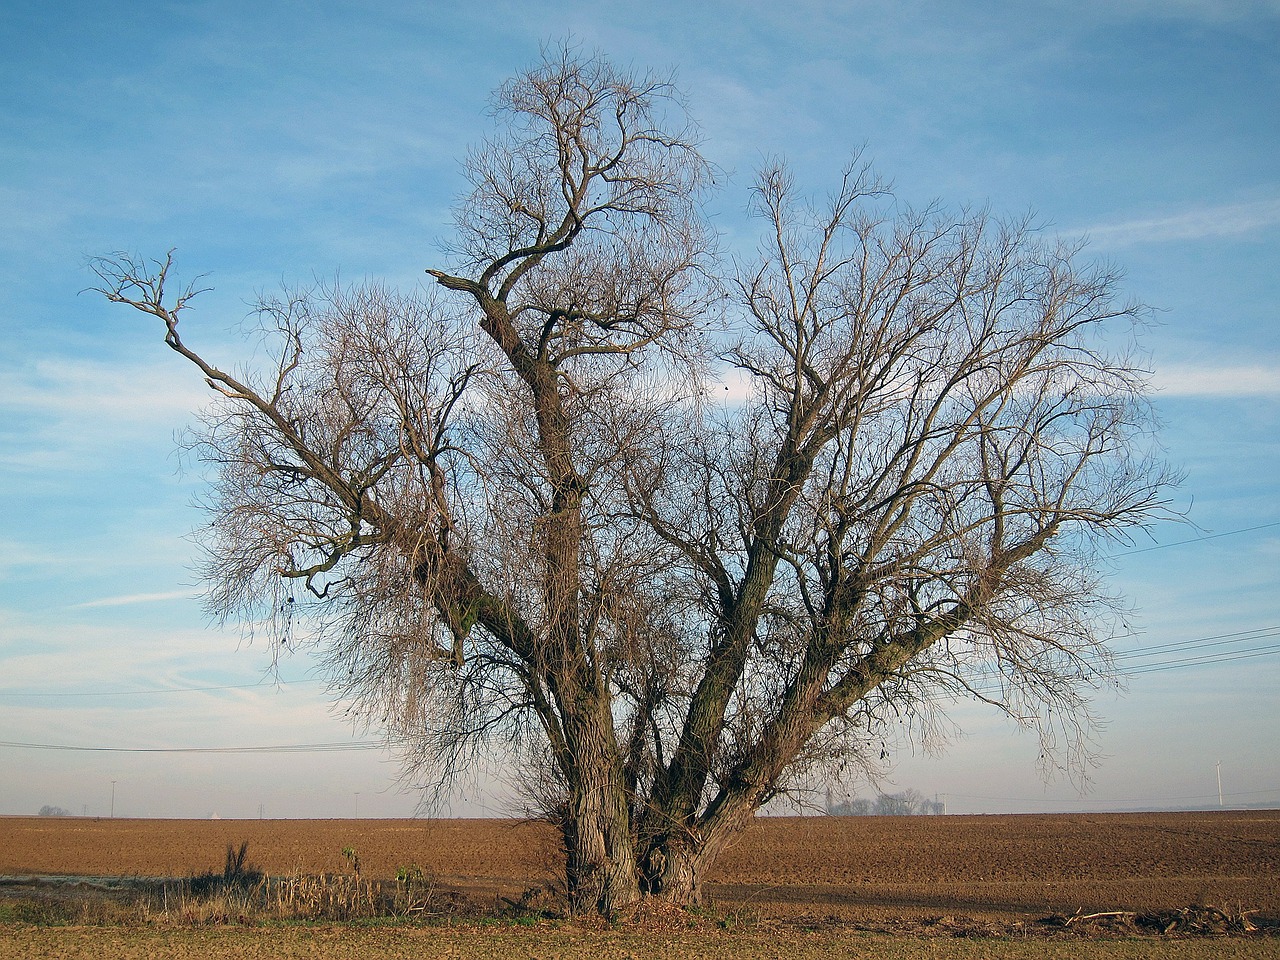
[1,0,1277,819]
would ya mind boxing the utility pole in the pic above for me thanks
[1217,761,1223,808]
[354,792,360,819]
[110,780,117,818]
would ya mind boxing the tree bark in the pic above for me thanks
[558,700,641,913]
[640,802,753,905]
[641,839,700,903]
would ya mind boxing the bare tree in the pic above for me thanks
[625,162,1177,899]
[93,45,1176,914]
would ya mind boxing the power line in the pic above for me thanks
[2,625,1276,705]
[0,739,383,754]
[0,679,324,699]
[909,625,1280,705]
[1111,625,1280,661]
[1112,519,1280,556]
[944,786,1280,806]
[1124,645,1280,675]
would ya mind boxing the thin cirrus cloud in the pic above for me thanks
[1082,197,1280,248]
[0,358,211,456]
[70,591,196,609]
[1154,363,1280,398]
[2,358,209,418]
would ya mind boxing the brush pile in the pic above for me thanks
[1046,903,1260,936]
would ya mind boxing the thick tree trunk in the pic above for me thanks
[561,787,640,914]
[639,804,754,906]
[640,837,703,903]
[557,698,641,914]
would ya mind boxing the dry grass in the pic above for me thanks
[0,865,461,927]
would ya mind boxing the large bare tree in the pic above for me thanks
[93,46,1176,914]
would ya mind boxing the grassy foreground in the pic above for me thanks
[1,924,1277,960]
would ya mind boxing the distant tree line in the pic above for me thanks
[38,805,71,817]
[826,788,943,816]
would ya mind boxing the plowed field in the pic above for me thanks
[3,810,1277,924]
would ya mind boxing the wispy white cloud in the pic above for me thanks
[0,539,65,576]
[1082,198,1280,248]
[1153,362,1280,397]
[0,607,375,812]
[696,359,1280,405]
[71,590,196,609]
[0,356,213,476]
[0,357,210,423]
[0,611,306,704]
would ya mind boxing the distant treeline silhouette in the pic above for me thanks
[826,788,944,816]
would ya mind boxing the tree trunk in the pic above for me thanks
[639,804,753,906]
[640,837,703,903]
[557,699,641,914]
[561,788,640,914]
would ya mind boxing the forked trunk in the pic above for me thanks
[640,838,704,904]
[639,804,753,906]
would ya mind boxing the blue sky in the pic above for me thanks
[1,0,1277,819]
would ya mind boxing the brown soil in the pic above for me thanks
[3,926,1279,960]
[1,810,1276,926]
